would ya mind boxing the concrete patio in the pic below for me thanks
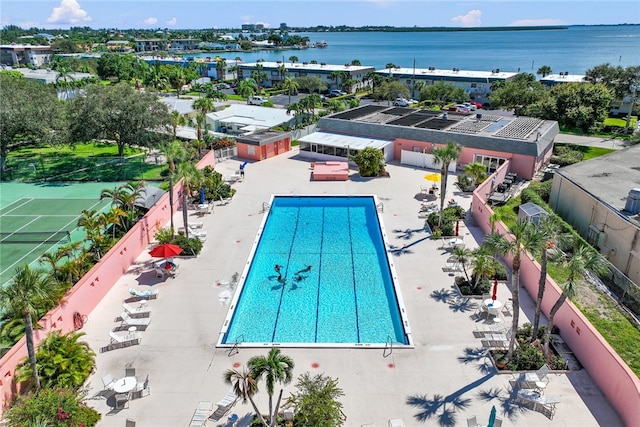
[82,148,622,426]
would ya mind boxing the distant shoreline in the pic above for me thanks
[299,25,570,33]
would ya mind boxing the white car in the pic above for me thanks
[462,102,477,111]
[247,96,268,105]
[393,98,411,107]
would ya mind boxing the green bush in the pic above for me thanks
[154,227,174,244]
[4,387,101,427]
[173,235,203,256]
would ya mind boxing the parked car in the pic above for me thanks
[393,98,411,107]
[216,83,231,90]
[247,96,268,105]
[328,89,347,98]
[470,100,483,109]
[462,102,477,111]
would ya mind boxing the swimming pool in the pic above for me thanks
[218,195,412,347]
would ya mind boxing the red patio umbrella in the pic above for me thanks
[492,279,498,300]
[455,220,460,237]
[149,243,183,258]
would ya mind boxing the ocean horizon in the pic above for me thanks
[186,25,640,75]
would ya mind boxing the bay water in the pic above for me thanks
[188,25,640,75]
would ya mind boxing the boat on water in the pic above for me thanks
[315,40,328,48]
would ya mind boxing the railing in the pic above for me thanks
[376,202,384,213]
[261,202,271,213]
[227,334,245,357]
[383,335,393,357]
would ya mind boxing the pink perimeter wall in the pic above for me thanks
[0,151,216,413]
[471,169,640,426]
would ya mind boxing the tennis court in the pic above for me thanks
[0,183,121,285]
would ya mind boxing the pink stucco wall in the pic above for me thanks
[0,151,216,413]
[471,169,640,426]
[392,139,539,180]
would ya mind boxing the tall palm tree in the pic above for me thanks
[288,55,298,64]
[432,141,462,226]
[248,348,295,427]
[161,141,186,234]
[482,221,544,359]
[543,245,607,357]
[536,65,553,78]
[192,97,215,141]
[170,110,186,139]
[471,248,501,293]
[216,58,227,81]
[451,246,473,283]
[0,265,57,390]
[283,77,299,105]
[238,78,259,100]
[277,64,288,83]
[531,216,572,340]
[223,368,264,426]
[251,64,267,90]
[175,162,204,239]
[464,162,487,189]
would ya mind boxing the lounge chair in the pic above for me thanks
[189,401,213,427]
[132,374,150,399]
[120,312,151,327]
[190,229,208,242]
[209,387,239,421]
[128,288,159,300]
[114,392,130,410]
[122,302,151,316]
[109,330,142,348]
[388,419,405,427]
[516,389,561,419]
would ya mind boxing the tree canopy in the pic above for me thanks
[67,82,171,156]
[489,73,546,113]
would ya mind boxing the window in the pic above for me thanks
[473,154,507,173]
[247,146,255,155]
[471,83,477,88]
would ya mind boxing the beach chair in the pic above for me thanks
[122,302,151,317]
[102,373,116,390]
[189,401,213,427]
[132,374,150,399]
[466,416,480,427]
[513,364,550,391]
[109,330,142,348]
[128,288,159,300]
[120,312,151,327]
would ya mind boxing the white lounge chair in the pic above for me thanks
[190,229,208,242]
[109,330,142,345]
[120,312,151,327]
[216,387,238,408]
[514,364,550,391]
[122,302,151,316]
[466,416,480,427]
[189,401,213,427]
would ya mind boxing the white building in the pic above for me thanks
[0,44,51,67]
[205,104,295,136]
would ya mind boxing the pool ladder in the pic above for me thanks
[376,202,384,213]
[227,334,245,357]
[261,202,271,213]
[383,335,393,358]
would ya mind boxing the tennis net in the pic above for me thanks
[0,231,71,244]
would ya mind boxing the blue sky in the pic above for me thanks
[2,0,639,30]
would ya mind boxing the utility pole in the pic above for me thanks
[624,84,637,134]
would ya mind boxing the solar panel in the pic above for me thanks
[494,117,543,139]
[331,105,387,120]
[415,118,455,130]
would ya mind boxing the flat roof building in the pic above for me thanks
[301,105,558,180]
[379,67,519,104]
[0,44,51,67]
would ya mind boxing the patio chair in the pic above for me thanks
[120,312,151,327]
[190,229,208,242]
[102,373,115,390]
[502,300,513,316]
[493,418,503,427]
[514,364,550,391]
[114,392,130,410]
[516,389,561,419]
[122,302,151,317]
[189,221,204,229]
[132,374,150,399]
[466,415,480,427]
[189,401,213,427]
[154,267,166,278]
[388,419,405,427]
[125,365,136,378]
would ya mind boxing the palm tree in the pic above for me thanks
[170,110,186,139]
[432,141,462,226]
[277,64,288,83]
[536,65,553,78]
[53,65,75,100]
[176,162,204,239]
[216,58,227,80]
[451,246,473,283]
[0,265,57,390]
[251,64,268,90]
[471,248,501,293]
[192,97,215,141]
[464,162,487,189]
[223,368,264,426]
[161,141,186,234]
[482,221,544,359]
[283,77,299,105]
[288,55,298,64]
[248,348,295,427]
[238,78,259,100]
[77,209,106,260]
[531,216,572,340]
[351,59,361,66]
[543,244,607,357]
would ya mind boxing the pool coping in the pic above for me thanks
[216,194,414,349]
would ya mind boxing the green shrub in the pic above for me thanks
[4,387,101,427]
[507,343,546,371]
[173,235,203,256]
[154,227,174,244]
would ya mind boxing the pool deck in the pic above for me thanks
[83,148,622,426]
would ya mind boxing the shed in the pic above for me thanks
[518,202,549,225]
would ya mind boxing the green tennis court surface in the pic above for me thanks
[0,182,124,285]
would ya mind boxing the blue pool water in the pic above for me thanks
[220,195,410,346]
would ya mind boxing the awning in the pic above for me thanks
[134,185,167,209]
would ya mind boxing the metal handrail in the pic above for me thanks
[383,335,393,357]
[227,334,245,357]
[261,202,271,213]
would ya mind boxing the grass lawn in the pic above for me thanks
[492,197,640,377]
[5,142,165,182]
[553,143,616,161]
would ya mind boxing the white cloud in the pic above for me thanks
[144,17,158,26]
[452,9,482,27]
[166,17,177,26]
[47,0,92,25]
[510,19,566,26]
